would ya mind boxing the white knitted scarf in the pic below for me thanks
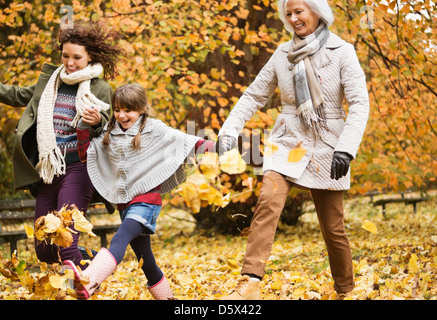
[35,63,110,184]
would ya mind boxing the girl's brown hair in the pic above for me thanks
[102,84,155,150]
[57,21,126,80]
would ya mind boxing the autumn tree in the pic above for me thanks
[330,0,437,194]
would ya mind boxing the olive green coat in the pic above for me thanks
[0,63,112,192]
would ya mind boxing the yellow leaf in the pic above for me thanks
[199,152,219,180]
[288,144,306,163]
[408,254,419,274]
[227,259,239,269]
[24,224,34,239]
[361,220,378,234]
[271,279,283,290]
[49,274,68,289]
[179,182,201,213]
[219,149,246,174]
[72,210,94,236]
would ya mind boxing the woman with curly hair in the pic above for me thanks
[0,21,125,267]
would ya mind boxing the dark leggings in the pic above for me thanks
[108,218,163,286]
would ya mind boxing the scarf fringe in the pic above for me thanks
[35,147,66,184]
[298,103,328,136]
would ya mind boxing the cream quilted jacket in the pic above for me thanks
[219,32,369,190]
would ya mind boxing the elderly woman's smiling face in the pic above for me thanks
[285,0,320,37]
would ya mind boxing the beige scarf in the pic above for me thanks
[35,63,110,184]
[287,23,329,136]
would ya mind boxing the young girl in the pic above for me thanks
[64,84,215,300]
[0,21,125,267]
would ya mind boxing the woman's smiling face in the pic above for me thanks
[285,0,320,37]
[61,42,91,74]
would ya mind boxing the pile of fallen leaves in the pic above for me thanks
[1,193,437,300]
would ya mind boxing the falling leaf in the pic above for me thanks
[199,152,220,180]
[288,143,306,163]
[219,149,246,174]
[72,210,95,236]
[24,225,34,239]
[361,220,378,234]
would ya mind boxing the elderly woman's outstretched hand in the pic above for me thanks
[217,135,237,154]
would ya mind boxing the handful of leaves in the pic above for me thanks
[33,205,95,248]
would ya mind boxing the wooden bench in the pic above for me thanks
[0,199,120,257]
[373,196,427,216]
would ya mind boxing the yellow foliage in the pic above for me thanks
[1,195,437,300]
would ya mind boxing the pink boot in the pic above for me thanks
[147,275,174,300]
[63,248,117,300]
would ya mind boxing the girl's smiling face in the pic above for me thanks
[114,107,143,130]
[285,0,320,37]
[61,42,91,74]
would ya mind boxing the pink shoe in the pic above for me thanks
[147,275,174,300]
[63,248,117,300]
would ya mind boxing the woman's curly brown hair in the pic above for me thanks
[57,21,126,80]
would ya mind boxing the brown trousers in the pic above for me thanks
[241,171,354,293]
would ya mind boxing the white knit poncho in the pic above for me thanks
[86,117,201,204]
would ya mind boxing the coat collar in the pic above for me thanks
[41,63,59,75]
[281,31,345,53]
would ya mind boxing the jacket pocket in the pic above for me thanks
[270,118,286,139]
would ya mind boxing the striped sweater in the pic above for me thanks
[54,83,80,164]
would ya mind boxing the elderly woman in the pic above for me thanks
[218,0,369,299]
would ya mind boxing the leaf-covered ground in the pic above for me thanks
[1,193,436,300]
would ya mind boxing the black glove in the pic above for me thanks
[217,135,237,153]
[330,151,353,180]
